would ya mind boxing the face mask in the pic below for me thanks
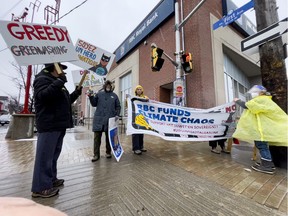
[250,92,259,98]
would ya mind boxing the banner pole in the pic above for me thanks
[77,70,88,90]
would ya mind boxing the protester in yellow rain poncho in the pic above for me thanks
[233,85,288,175]
[132,85,149,155]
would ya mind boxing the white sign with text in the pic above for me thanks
[127,96,237,141]
[71,69,105,87]
[72,38,115,76]
[0,20,77,66]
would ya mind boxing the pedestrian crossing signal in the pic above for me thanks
[181,52,193,73]
[151,47,165,72]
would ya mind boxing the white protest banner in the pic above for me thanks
[0,20,77,66]
[71,69,105,87]
[127,96,237,141]
[108,117,124,162]
[72,38,115,76]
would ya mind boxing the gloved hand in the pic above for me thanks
[75,86,83,96]
[86,89,94,97]
[115,116,119,121]
[58,74,67,83]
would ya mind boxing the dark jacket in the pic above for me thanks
[89,90,121,132]
[33,70,80,132]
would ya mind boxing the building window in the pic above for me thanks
[223,54,249,103]
[223,54,250,116]
[120,72,132,116]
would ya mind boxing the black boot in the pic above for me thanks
[254,161,276,170]
[251,158,275,175]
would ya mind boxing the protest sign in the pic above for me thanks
[71,69,105,87]
[127,96,237,141]
[108,117,124,162]
[0,20,77,66]
[72,38,115,76]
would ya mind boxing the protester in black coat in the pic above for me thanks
[34,69,80,132]
[31,63,82,198]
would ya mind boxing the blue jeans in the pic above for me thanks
[255,141,272,161]
[31,130,66,192]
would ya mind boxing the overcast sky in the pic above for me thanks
[0,0,287,102]
[0,0,161,101]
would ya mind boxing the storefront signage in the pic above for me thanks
[115,0,175,62]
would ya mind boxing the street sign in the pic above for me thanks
[241,17,288,54]
[213,0,254,30]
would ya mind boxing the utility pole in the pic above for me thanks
[174,0,207,106]
[11,7,30,113]
[253,0,287,168]
[254,0,287,113]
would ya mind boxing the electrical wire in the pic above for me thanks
[0,0,26,53]
[0,47,9,53]
[51,0,88,25]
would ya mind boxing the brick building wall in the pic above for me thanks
[135,0,224,108]
[108,0,257,110]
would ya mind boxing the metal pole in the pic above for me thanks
[162,51,178,67]
[180,0,187,107]
[174,0,207,107]
[20,1,41,114]
[18,85,22,106]
[175,2,182,80]
[178,0,207,29]
[173,2,186,106]
[21,65,32,114]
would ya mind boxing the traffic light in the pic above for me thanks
[181,52,193,73]
[151,47,165,72]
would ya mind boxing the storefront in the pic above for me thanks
[83,0,261,118]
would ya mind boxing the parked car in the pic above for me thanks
[0,114,11,126]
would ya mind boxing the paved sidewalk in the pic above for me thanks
[0,126,287,215]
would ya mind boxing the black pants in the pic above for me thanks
[209,139,226,149]
[93,131,111,156]
[132,134,144,151]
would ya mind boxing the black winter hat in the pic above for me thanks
[44,63,67,70]
[104,80,113,86]
[103,80,114,92]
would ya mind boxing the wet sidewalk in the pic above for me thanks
[0,126,287,215]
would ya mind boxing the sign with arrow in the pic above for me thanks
[213,0,254,30]
[241,17,288,54]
